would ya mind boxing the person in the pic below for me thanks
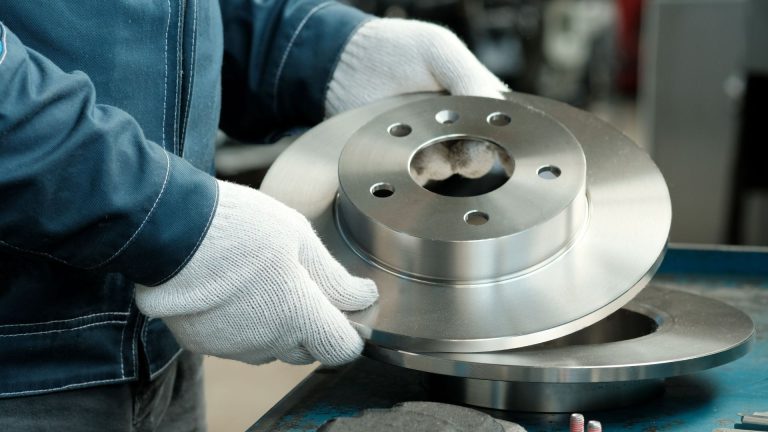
[0,1,506,429]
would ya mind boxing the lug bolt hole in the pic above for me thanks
[538,165,562,180]
[487,112,511,126]
[435,110,460,124]
[371,182,395,198]
[388,123,412,137]
[464,210,489,225]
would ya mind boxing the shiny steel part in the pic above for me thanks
[430,377,662,413]
[366,286,755,412]
[261,93,671,352]
[337,97,588,282]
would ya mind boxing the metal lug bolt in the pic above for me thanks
[587,420,603,432]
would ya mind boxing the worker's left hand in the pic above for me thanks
[325,18,508,116]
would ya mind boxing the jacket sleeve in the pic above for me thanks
[0,22,218,287]
[218,0,371,142]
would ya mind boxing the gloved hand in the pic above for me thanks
[135,181,378,366]
[325,18,508,115]
[326,18,510,188]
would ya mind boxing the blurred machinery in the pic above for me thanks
[641,0,768,245]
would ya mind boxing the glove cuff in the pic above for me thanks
[135,181,264,317]
[325,18,383,117]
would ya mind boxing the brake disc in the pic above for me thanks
[261,93,671,353]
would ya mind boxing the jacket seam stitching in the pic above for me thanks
[142,318,151,361]
[0,23,7,65]
[119,322,126,377]
[0,377,132,397]
[119,299,134,379]
[131,313,143,377]
[149,179,219,285]
[173,0,183,154]
[162,0,171,151]
[272,1,334,114]
[88,150,172,269]
[0,320,125,338]
[0,240,70,265]
[180,0,198,156]
[0,311,128,329]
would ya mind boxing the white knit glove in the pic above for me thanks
[326,18,510,187]
[135,181,378,366]
[326,18,508,115]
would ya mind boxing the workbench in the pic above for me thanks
[248,245,768,432]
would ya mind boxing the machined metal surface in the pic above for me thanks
[367,286,754,412]
[337,97,588,283]
[430,377,664,413]
[261,93,671,352]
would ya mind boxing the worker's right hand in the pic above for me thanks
[135,180,378,366]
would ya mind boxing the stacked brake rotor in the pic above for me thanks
[261,93,753,412]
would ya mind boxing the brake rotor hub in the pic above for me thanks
[336,97,588,283]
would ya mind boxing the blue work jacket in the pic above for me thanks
[0,0,367,397]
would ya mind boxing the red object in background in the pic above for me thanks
[616,0,643,94]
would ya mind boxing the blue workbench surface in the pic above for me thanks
[249,246,768,432]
